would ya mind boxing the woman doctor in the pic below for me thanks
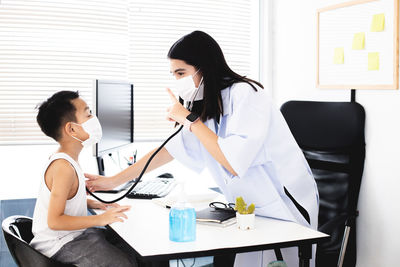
[86,31,319,267]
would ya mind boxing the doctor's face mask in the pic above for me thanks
[174,69,204,102]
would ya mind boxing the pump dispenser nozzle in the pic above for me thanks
[175,178,187,204]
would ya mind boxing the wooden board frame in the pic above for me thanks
[317,0,399,89]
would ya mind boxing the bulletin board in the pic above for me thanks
[317,0,399,89]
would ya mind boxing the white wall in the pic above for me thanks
[270,0,400,266]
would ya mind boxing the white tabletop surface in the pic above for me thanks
[90,163,328,259]
[94,199,328,258]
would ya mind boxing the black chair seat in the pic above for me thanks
[2,215,75,267]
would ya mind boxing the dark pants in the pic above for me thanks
[52,228,137,267]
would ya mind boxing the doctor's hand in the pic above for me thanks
[85,173,117,192]
[166,88,190,125]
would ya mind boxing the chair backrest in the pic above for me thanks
[2,215,75,267]
[281,101,365,267]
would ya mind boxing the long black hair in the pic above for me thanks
[168,30,263,122]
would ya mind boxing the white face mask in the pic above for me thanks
[174,70,204,102]
[71,116,103,147]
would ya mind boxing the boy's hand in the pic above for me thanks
[87,199,119,210]
[97,205,131,226]
[85,173,116,192]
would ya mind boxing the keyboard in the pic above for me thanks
[126,177,177,199]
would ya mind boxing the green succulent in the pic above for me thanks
[247,203,255,214]
[234,196,255,214]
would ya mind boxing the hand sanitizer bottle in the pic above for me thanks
[169,180,196,242]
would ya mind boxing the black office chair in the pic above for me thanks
[2,215,75,267]
[280,101,365,267]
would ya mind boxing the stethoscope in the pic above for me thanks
[86,80,201,204]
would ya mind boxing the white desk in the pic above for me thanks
[91,190,328,267]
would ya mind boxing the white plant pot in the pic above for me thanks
[236,212,255,230]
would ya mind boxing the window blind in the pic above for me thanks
[0,0,129,145]
[128,0,260,141]
[0,0,260,145]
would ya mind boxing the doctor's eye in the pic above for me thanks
[177,72,185,76]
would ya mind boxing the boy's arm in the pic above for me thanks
[47,159,102,230]
[46,160,130,231]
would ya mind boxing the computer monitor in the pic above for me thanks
[94,80,134,174]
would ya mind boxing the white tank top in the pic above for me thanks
[30,153,88,257]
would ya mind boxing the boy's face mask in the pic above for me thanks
[174,69,204,102]
[71,116,103,147]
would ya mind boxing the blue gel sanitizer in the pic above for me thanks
[169,180,196,242]
[169,203,196,242]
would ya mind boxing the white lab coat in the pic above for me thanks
[165,82,319,267]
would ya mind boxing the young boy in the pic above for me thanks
[30,91,137,267]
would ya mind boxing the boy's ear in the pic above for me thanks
[64,122,77,137]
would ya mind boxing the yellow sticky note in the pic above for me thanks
[352,32,365,50]
[371,13,385,32]
[368,52,379,70]
[333,47,344,64]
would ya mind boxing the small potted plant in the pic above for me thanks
[234,196,255,230]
